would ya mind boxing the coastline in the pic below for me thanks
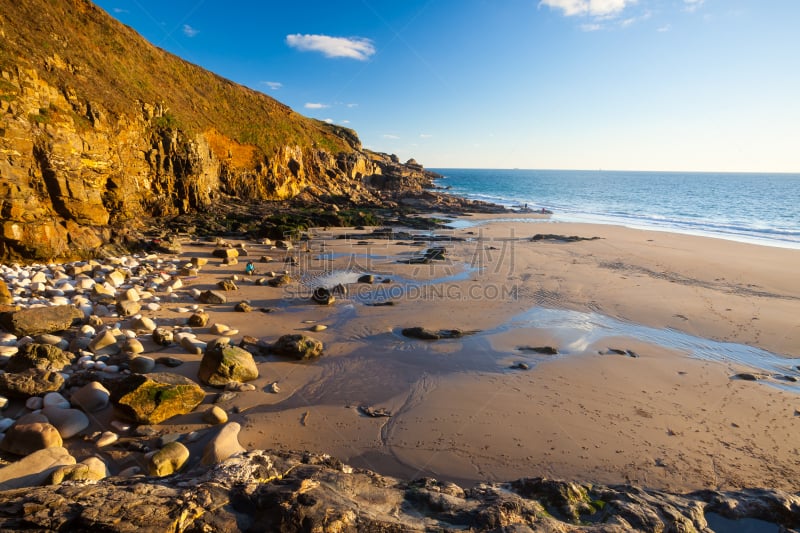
[139,215,799,493]
[1,211,798,501]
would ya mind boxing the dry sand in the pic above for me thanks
[132,215,800,493]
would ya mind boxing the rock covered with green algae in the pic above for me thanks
[0,449,798,532]
[197,338,259,387]
[107,372,205,425]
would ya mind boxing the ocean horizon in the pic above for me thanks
[431,168,800,250]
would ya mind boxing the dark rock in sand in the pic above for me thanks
[358,405,392,418]
[234,301,253,313]
[357,274,375,284]
[0,368,65,398]
[217,279,238,291]
[269,334,324,360]
[531,234,601,243]
[311,287,335,305]
[401,327,467,340]
[212,248,239,259]
[198,339,259,388]
[5,343,73,372]
[156,356,184,368]
[187,311,210,327]
[152,327,174,346]
[0,305,83,337]
[107,372,205,425]
[199,290,227,304]
[267,274,292,288]
[518,345,558,355]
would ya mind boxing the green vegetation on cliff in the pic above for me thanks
[0,0,356,157]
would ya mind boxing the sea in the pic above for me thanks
[431,169,800,250]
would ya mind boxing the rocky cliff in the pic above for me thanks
[0,0,442,262]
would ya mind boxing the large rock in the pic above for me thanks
[149,441,190,477]
[50,456,109,485]
[201,422,245,466]
[0,421,63,455]
[107,372,205,425]
[4,343,73,372]
[268,334,324,360]
[42,406,90,439]
[0,305,83,337]
[0,280,12,305]
[0,447,75,491]
[0,368,65,398]
[198,339,259,387]
[199,290,227,304]
[70,381,111,413]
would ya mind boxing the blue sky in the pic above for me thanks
[94,0,799,172]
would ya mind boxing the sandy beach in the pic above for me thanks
[36,215,799,494]
[129,214,800,493]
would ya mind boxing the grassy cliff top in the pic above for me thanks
[0,0,357,155]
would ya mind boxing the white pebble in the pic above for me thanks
[111,420,130,432]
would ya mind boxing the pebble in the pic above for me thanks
[96,431,118,447]
[310,324,327,332]
[42,406,90,439]
[43,392,70,409]
[25,397,43,410]
[111,420,131,432]
[202,405,228,425]
[267,382,280,393]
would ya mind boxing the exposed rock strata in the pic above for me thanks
[0,450,797,532]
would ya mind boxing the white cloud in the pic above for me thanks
[539,0,636,18]
[113,8,129,13]
[304,102,329,109]
[581,23,602,31]
[683,0,704,12]
[346,103,359,108]
[262,81,283,90]
[341,120,351,124]
[382,134,400,140]
[323,118,334,124]
[657,24,671,32]
[286,34,376,61]
[420,134,433,139]
[182,24,199,37]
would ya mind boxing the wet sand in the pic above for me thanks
[134,216,800,492]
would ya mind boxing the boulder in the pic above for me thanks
[267,274,292,288]
[108,372,205,425]
[234,301,253,312]
[0,305,83,337]
[41,406,90,439]
[269,334,324,360]
[188,311,210,327]
[116,300,142,317]
[0,447,75,491]
[198,339,259,387]
[212,248,239,259]
[152,327,174,346]
[199,290,227,304]
[311,287,335,305]
[129,355,156,374]
[88,329,120,355]
[122,337,145,354]
[201,422,245,466]
[217,280,238,291]
[133,316,157,332]
[50,456,108,484]
[70,381,110,413]
[0,368,65,398]
[0,421,63,455]
[4,343,73,372]
[149,441,190,477]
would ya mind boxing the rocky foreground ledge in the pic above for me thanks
[0,449,797,532]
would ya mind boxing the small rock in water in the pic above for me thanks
[511,362,530,370]
[267,381,280,393]
[310,324,327,332]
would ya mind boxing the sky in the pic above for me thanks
[93,0,800,173]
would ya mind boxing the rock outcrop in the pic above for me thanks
[0,449,797,532]
[0,0,444,262]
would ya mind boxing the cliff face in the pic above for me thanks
[0,0,437,262]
